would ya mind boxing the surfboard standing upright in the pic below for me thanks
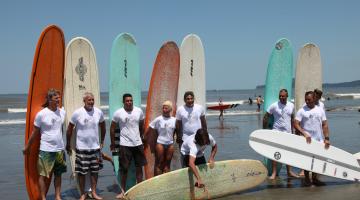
[24,25,65,200]
[63,37,101,193]
[295,43,322,111]
[125,160,267,200]
[263,38,293,176]
[249,129,360,181]
[109,33,140,190]
[143,41,180,179]
[177,34,206,109]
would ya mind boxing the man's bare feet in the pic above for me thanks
[79,193,86,200]
[268,175,276,180]
[287,171,300,178]
[116,191,125,199]
[91,192,103,200]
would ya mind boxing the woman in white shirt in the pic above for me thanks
[148,101,177,176]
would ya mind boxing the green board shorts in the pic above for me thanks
[38,150,67,178]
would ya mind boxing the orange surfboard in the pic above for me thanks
[143,41,180,179]
[24,25,65,200]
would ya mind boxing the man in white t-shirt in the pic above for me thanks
[263,89,299,179]
[181,129,217,188]
[176,91,207,146]
[23,89,67,200]
[66,92,106,200]
[110,93,146,199]
[148,100,177,176]
[294,91,330,186]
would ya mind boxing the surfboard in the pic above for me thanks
[207,104,239,110]
[109,33,140,190]
[295,43,322,111]
[176,34,206,109]
[143,41,180,179]
[124,160,267,200]
[24,25,65,200]
[63,36,101,193]
[263,38,293,176]
[249,129,360,181]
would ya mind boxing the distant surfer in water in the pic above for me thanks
[110,93,146,199]
[294,91,330,186]
[176,91,207,152]
[147,100,177,176]
[218,97,224,120]
[180,129,217,188]
[256,95,263,112]
[23,89,67,200]
[263,89,299,179]
[66,92,106,200]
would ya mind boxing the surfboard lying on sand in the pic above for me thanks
[109,33,140,190]
[295,43,322,111]
[124,160,267,200]
[207,104,239,110]
[24,25,65,200]
[249,129,360,181]
[64,36,101,193]
[263,38,293,176]
[143,41,180,179]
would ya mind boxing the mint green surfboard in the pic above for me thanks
[109,33,140,190]
[263,38,293,176]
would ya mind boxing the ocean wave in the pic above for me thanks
[326,93,360,100]
[0,119,26,125]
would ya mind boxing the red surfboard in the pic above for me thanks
[24,25,65,200]
[143,41,180,179]
[207,104,239,110]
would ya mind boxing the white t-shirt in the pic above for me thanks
[34,107,66,152]
[295,105,327,142]
[70,107,105,150]
[149,115,176,145]
[112,107,144,147]
[303,101,325,112]
[181,133,216,158]
[176,104,205,141]
[267,101,294,133]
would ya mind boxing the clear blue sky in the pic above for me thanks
[1,0,359,94]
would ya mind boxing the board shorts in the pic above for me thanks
[181,154,206,168]
[118,145,147,171]
[38,150,67,178]
[75,149,103,175]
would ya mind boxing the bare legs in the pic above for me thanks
[154,143,174,176]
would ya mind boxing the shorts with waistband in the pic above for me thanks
[75,149,103,175]
[118,145,147,171]
[38,150,67,178]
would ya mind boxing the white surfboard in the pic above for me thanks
[249,129,360,181]
[63,37,101,193]
[295,43,322,111]
[177,34,206,109]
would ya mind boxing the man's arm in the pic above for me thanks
[188,156,204,188]
[110,121,117,151]
[208,144,217,167]
[22,126,41,155]
[263,112,270,129]
[66,123,75,154]
[322,120,330,149]
[175,119,183,144]
[294,119,311,144]
[291,113,295,133]
[99,121,106,149]
[139,119,145,141]
[200,115,207,131]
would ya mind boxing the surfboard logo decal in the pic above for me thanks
[190,59,194,77]
[124,59,128,78]
[343,172,348,178]
[75,57,87,82]
[275,42,283,50]
[274,152,281,160]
